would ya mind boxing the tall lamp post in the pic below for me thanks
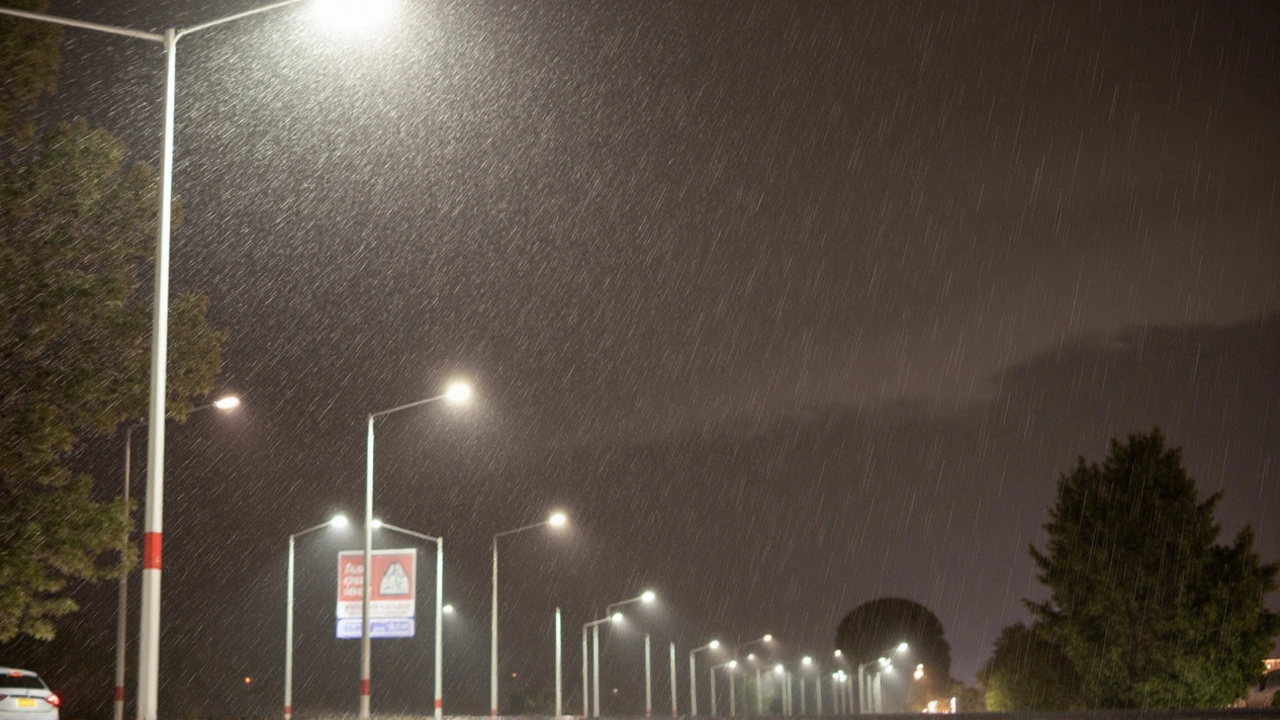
[734,635,772,717]
[689,639,720,716]
[364,382,471,720]
[855,643,907,715]
[491,511,568,717]
[582,615,615,718]
[284,514,349,720]
[0,5,389,719]
[371,519,447,720]
[114,395,239,720]
[710,660,738,717]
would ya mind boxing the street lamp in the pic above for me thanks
[689,639,720,716]
[583,591,656,717]
[113,395,239,720]
[369,520,446,720]
[491,511,569,716]
[855,642,908,715]
[711,660,738,717]
[0,3,378,717]
[735,635,773,716]
[284,514,348,720]
[364,382,470,720]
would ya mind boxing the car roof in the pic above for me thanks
[0,668,39,677]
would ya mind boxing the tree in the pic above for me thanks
[1026,429,1279,709]
[0,0,61,141]
[834,597,952,712]
[977,622,1082,711]
[0,118,225,641]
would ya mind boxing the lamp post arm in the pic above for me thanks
[291,521,334,540]
[371,393,450,419]
[379,522,441,545]
[0,7,163,41]
[605,594,648,615]
[493,520,550,539]
[176,0,305,38]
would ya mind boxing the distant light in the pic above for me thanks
[762,634,773,643]
[802,656,812,666]
[611,612,623,623]
[511,672,518,679]
[896,642,909,653]
[774,665,784,675]
[244,677,252,685]
[549,512,568,527]
[443,604,455,614]
[329,514,349,528]
[641,590,656,603]
[747,653,756,661]
[833,650,843,658]
[371,519,383,530]
[914,664,925,680]
[214,396,240,410]
[310,0,394,33]
[879,657,892,670]
[444,382,472,404]
[709,640,720,650]
[728,660,738,669]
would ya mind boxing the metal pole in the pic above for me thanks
[583,628,590,717]
[710,666,717,717]
[434,538,444,720]
[729,669,735,717]
[689,652,697,717]
[361,415,374,719]
[592,623,601,717]
[284,534,296,720]
[815,676,822,717]
[556,608,563,718]
[645,634,653,716]
[669,642,677,718]
[872,674,881,714]
[136,28,176,720]
[799,675,805,716]
[855,666,863,715]
[747,666,757,712]
[491,537,498,717]
[114,427,132,720]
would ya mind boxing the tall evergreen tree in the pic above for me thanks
[1027,429,1279,709]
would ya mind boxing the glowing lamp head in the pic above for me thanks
[833,649,843,658]
[444,382,472,404]
[762,634,773,643]
[641,590,656,603]
[213,396,240,410]
[728,660,738,669]
[802,656,812,666]
[329,514,349,529]
[549,512,567,527]
[443,604,455,614]
[879,657,891,669]
[370,519,383,530]
[611,612,623,623]
[311,0,394,32]
[747,653,756,661]
[896,641,909,653]
[708,640,720,650]
[774,664,784,675]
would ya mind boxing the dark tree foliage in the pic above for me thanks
[0,119,225,641]
[0,0,61,141]
[1026,429,1279,709]
[978,622,1083,711]
[834,597,952,711]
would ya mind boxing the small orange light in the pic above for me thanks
[244,677,252,685]
[510,672,518,679]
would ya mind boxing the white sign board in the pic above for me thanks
[336,548,416,639]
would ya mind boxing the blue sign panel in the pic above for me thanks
[336,617,415,639]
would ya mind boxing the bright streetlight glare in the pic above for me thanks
[774,665,784,674]
[641,590,656,603]
[708,640,720,649]
[896,641,910,653]
[444,382,472,404]
[311,0,394,32]
[762,634,773,642]
[802,656,812,665]
[370,519,383,529]
[549,511,567,527]
[747,653,756,660]
[443,604,455,614]
[329,514,349,528]
[728,661,738,669]
[611,612,623,623]
[213,395,240,410]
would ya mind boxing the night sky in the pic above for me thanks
[18,0,1280,716]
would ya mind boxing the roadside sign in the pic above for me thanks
[336,548,416,638]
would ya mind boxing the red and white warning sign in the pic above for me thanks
[336,549,416,638]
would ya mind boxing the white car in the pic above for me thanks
[0,668,59,720]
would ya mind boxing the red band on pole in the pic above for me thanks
[114,687,124,702]
[361,680,370,696]
[435,699,443,709]
[143,531,162,569]
[283,707,291,715]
